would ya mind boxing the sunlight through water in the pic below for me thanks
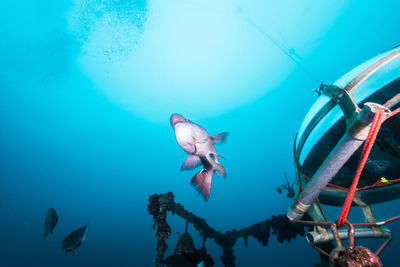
[68,0,346,123]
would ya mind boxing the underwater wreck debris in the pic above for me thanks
[165,232,215,267]
[44,208,58,237]
[148,193,161,228]
[148,192,306,267]
[327,223,382,267]
[326,222,383,267]
[270,214,306,243]
[61,226,88,255]
[175,232,195,255]
[150,193,173,264]
[330,246,382,267]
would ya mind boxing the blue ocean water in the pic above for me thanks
[1,0,400,266]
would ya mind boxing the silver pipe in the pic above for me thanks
[307,226,392,244]
[287,103,388,221]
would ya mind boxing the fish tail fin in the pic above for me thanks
[190,169,213,201]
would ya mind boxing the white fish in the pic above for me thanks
[170,114,228,201]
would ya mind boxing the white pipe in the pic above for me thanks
[287,103,387,221]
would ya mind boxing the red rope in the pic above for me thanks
[295,106,400,249]
[336,106,400,226]
[353,215,400,226]
[301,106,400,194]
[309,241,330,257]
[295,214,400,228]
[376,237,392,256]
[387,106,400,119]
[356,177,400,190]
[301,173,349,191]
[337,110,385,227]
[316,197,329,222]
[294,106,400,258]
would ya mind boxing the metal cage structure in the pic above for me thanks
[288,46,400,250]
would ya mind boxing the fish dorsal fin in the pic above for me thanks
[211,132,228,144]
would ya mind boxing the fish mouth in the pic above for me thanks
[170,113,186,128]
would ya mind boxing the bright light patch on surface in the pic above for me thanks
[68,0,347,123]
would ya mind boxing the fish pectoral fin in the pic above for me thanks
[216,163,226,179]
[211,132,229,144]
[181,155,201,170]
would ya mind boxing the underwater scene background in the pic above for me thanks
[1,0,400,266]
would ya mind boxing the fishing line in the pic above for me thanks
[242,15,323,84]
[179,0,323,84]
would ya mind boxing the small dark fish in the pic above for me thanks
[277,173,296,199]
[365,159,390,175]
[44,208,58,237]
[286,191,295,199]
[62,226,88,255]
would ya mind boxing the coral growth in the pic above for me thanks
[330,246,382,267]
